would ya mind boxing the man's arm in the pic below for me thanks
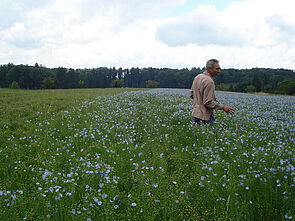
[190,77,196,99]
[203,82,235,114]
[203,82,224,110]
[190,89,194,99]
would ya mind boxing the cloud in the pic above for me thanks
[156,0,295,48]
[0,23,42,49]
[0,0,295,69]
[266,14,295,41]
[0,0,54,29]
[156,4,244,46]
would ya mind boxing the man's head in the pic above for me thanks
[206,59,220,77]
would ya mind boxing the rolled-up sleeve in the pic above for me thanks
[190,89,194,99]
[203,81,224,110]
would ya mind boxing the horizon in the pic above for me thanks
[1,62,295,71]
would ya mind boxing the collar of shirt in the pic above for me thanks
[204,71,214,81]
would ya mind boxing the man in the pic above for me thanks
[190,59,234,126]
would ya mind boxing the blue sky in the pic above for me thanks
[0,0,295,69]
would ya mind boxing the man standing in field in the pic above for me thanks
[190,59,234,126]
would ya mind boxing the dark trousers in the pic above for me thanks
[192,116,215,127]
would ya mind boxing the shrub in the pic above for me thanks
[245,85,255,93]
[10,81,20,89]
[111,79,124,88]
[146,80,160,88]
[42,77,55,89]
[275,78,295,95]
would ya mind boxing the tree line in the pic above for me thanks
[1,63,295,95]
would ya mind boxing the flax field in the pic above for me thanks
[0,88,294,220]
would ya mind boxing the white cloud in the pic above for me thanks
[156,4,244,46]
[155,0,295,69]
[157,0,295,48]
[0,0,295,69]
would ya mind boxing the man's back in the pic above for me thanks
[191,72,216,121]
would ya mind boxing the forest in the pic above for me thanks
[0,63,295,95]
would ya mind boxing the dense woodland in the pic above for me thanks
[1,63,295,94]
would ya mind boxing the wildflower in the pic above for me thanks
[131,202,136,207]
[152,183,158,188]
[285,213,293,219]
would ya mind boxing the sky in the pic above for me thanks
[0,0,295,70]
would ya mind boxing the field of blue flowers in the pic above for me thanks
[1,88,295,220]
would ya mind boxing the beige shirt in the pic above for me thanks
[190,71,224,121]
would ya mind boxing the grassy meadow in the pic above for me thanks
[0,88,295,220]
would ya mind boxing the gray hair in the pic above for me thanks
[206,59,219,69]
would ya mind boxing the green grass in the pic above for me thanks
[0,88,141,142]
[0,88,294,220]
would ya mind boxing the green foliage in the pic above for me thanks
[111,79,124,88]
[251,74,262,92]
[263,84,272,93]
[10,81,20,89]
[42,77,54,89]
[245,84,256,93]
[216,83,229,91]
[146,80,160,88]
[275,78,295,95]
[233,81,250,92]
[78,80,85,88]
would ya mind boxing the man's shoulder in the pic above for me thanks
[195,72,206,79]
[196,72,213,82]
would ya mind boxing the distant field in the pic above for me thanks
[0,88,295,220]
[0,88,141,140]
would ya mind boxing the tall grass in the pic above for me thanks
[0,88,294,220]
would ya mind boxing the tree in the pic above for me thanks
[146,80,160,88]
[78,80,85,88]
[130,67,141,88]
[252,74,262,92]
[55,67,67,89]
[111,79,124,88]
[10,81,20,89]
[263,84,272,93]
[68,68,79,88]
[245,84,255,93]
[42,77,54,89]
[118,68,123,80]
[216,83,229,91]
[233,81,250,92]
[275,78,295,95]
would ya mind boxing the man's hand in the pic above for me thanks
[223,105,235,114]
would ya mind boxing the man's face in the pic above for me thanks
[208,63,221,77]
